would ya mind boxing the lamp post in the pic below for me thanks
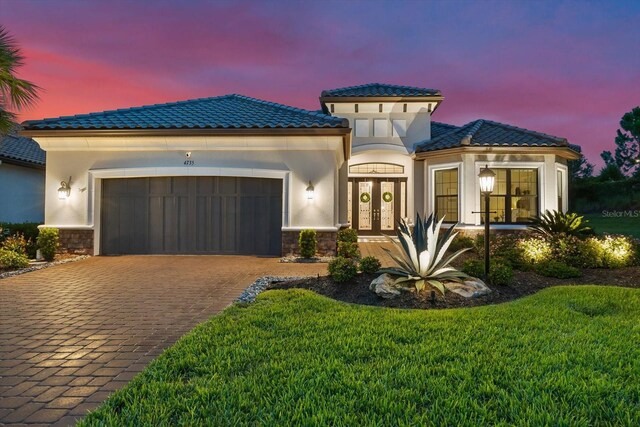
[478,166,496,282]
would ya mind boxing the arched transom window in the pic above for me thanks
[349,163,404,174]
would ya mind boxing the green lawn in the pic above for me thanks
[583,213,640,238]
[81,287,640,426]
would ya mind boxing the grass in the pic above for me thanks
[583,213,640,238]
[81,287,640,426]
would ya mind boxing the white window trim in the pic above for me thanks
[473,161,545,226]
[428,162,462,222]
[87,166,292,255]
[556,163,568,213]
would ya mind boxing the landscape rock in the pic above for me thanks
[444,277,491,298]
[370,273,401,299]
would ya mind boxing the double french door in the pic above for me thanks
[348,178,406,235]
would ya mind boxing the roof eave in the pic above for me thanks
[20,126,351,138]
[414,145,581,160]
[0,156,45,169]
[319,95,444,104]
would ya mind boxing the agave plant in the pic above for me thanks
[528,210,593,238]
[379,213,470,295]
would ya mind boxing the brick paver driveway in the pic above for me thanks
[0,256,327,426]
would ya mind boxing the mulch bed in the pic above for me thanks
[268,266,640,310]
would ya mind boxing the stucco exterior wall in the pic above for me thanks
[0,162,44,223]
[332,101,431,154]
[37,135,346,254]
[424,152,567,228]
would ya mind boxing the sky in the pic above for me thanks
[2,0,639,168]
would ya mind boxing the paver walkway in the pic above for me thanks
[0,255,328,426]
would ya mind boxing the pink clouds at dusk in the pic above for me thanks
[2,0,639,167]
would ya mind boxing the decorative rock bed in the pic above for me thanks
[0,255,90,280]
[236,276,309,303]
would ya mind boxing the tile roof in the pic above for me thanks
[431,121,459,138]
[0,133,45,166]
[416,119,578,153]
[22,94,348,131]
[321,83,441,98]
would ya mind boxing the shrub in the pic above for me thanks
[359,256,381,274]
[298,229,317,258]
[448,235,475,252]
[475,233,528,269]
[598,235,634,268]
[37,227,59,262]
[0,222,39,258]
[491,261,514,286]
[337,228,358,243]
[518,237,552,266]
[1,233,28,256]
[548,234,585,267]
[534,260,582,279]
[0,249,29,269]
[528,210,593,238]
[572,235,634,269]
[461,259,513,286]
[338,241,360,258]
[461,259,484,279]
[328,256,358,283]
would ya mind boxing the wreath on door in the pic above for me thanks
[382,191,393,203]
[360,192,371,203]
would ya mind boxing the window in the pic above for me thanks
[349,163,404,174]
[373,119,388,137]
[480,168,538,224]
[557,169,564,212]
[434,168,458,222]
[354,119,369,137]
[392,120,407,137]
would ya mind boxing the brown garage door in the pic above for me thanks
[101,177,282,255]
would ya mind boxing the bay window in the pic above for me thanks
[481,168,538,224]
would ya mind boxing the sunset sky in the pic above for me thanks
[2,0,639,168]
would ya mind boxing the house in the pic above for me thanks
[0,133,45,223]
[20,83,579,256]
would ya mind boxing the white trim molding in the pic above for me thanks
[427,161,463,222]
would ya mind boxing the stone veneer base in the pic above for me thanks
[281,230,337,257]
[58,229,94,255]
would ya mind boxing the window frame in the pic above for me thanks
[429,162,462,224]
[480,168,540,224]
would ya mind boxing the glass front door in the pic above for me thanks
[349,178,406,235]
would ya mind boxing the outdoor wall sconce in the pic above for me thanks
[478,166,496,282]
[306,181,315,200]
[58,177,72,200]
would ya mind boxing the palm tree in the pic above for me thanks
[0,25,39,134]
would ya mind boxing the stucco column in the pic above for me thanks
[461,154,477,225]
[338,161,349,226]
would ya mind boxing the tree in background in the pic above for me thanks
[600,107,640,176]
[0,25,39,134]
[568,153,594,181]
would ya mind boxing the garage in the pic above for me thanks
[100,176,282,255]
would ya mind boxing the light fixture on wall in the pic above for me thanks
[58,177,72,200]
[306,181,315,200]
